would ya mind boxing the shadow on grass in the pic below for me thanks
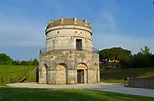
[0,87,153,101]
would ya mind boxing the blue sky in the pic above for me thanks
[0,0,154,60]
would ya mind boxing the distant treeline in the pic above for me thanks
[99,46,154,69]
[1,45,154,68]
[0,53,39,66]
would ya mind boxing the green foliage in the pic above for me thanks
[0,53,13,65]
[140,45,150,55]
[99,46,154,69]
[20,60,29,65]
[12,59,39,66]
[99,47,132,68]
[12,60,20,65]
[132,46,153,68]
[28,59,33,66]
[0,88,154,101]
[31,59,39,66]
[132,53,150,68]
[0,53,39,66]
[150,55,154,66]
[99,47,131,60]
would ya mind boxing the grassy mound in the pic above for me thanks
[0,65,35,73]
[0,65,37,85]
[100,68,154,83]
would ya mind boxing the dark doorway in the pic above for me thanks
[77,70,84,83]
[76,39,82,51]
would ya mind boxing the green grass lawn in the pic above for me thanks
[0,87,153,101]
[100,68,154,83]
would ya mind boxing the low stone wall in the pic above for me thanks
[126,78,154,89]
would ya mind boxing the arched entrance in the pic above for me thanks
[77,63,88,83]
[94,63,98,83]
[41,64,47,84]
[55,63,67,84]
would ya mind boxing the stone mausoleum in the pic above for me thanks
[39,17,100,85]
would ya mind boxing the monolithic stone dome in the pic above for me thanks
[46,17,91,29]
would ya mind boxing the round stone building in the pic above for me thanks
[39,17,100,84]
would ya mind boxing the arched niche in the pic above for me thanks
[55,63,67,84]
[41,64,48,84]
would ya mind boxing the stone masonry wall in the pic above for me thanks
[128,78,154,89]
[39,50,99,84]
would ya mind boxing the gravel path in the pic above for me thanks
[7,82,154,97]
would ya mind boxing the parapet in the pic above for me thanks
[46,17,91,29]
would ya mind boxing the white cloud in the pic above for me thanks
[0,13,46,48]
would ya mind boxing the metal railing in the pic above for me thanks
[40,46,99,54]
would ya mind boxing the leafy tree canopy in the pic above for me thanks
[132,46,153,68]
[99,47,132,68]
[0,53,13,65]
[31,59,39,66]
[99,47,131,61]
[140,45,151,55]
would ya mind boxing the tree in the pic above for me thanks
[31,59,39,66]
[150,54,154,67]
[0,53,13,65]
[20,60,29,66]
[28,59,33,66]
[140,46,150,55]
[132,46,152,68]
[99,47,132,68]
[12,60,20,65]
